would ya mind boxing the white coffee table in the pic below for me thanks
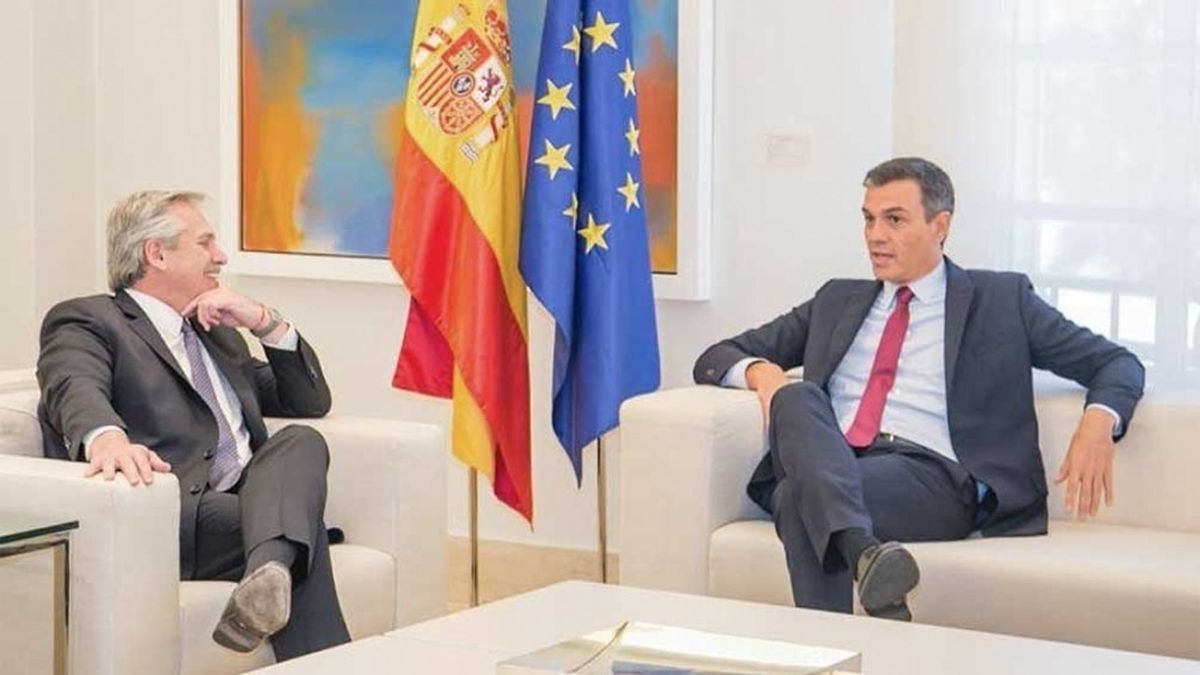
[259,581,1200,673]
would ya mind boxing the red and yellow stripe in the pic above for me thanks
[389,0,532,522]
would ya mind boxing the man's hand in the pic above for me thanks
[182,286,265,332]
[85,429,171,487]
[746,361,788,429]
[1054,407,1117,520]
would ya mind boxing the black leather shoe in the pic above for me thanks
[212,561,292,653]
[856,541,919,621]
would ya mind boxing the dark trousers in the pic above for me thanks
[767,382,980,613]
[191,424,351,661]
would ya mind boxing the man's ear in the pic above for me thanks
[144,239,168,271]
[935,211,952,247]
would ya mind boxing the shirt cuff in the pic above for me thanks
[260,323,299,351]
[82,425,123,461]
[721,357,765,389]
[1085,403,1123,436]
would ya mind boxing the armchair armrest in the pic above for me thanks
[0,455,180,675]
[618,386,766,595]
[266,415,446,628]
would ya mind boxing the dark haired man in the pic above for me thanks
[695,157,1144,619]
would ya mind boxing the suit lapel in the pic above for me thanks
[943,258,975,394]
[116,290,190,384]
[824,281,881,385]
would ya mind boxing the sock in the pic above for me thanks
[245,536,298,577]
[834,527,880,579]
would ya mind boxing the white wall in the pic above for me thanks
[0,0,37,370]
[11,0,894,551]
[34,0,99,316]
[1,0,98,371]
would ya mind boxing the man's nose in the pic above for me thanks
[213,245,229,265]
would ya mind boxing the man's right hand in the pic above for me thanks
[746,361,789,429]
[85,429,171,486]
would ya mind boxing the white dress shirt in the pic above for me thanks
[83,289,298,491]
[723,259,1120,463]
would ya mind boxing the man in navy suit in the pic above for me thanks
[694,158,1144,620]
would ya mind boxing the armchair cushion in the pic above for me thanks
[0,389,43,458]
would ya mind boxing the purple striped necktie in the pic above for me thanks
[181,320,241,488]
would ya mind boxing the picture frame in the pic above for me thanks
[217,0,711,299]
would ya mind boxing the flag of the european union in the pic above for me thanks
[520,0,661,482]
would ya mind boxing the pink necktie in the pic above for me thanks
[845,286,914,448]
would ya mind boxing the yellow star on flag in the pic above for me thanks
[562,25,581,65]
[618,59,637,97]
[583,11,620,53]
[537,79,576,120]
[535,139,574,180]
[563,193,579,222]
[616,173,641,211]
[577,213,611,253]
[624,118,641,156]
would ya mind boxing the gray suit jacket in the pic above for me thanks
[36,290,331,577]
[694,258,1144,537]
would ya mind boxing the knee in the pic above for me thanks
[770,381,828,420]
[275,424,330,466]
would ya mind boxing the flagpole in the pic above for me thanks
[597,435,609,583]
[469,468,480,606]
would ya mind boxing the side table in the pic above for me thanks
[0,512,79,675]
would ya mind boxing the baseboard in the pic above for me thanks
[445,536,619,611]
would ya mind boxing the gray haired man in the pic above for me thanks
[37,191,350,659]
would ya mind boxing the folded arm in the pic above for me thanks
[184,285,332,419]
[253,337,332,418]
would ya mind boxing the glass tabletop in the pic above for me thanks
[0,511,79,546]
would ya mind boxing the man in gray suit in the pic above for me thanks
[694,158,1144,621]
[37,191,350,659]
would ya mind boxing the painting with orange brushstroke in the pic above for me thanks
[242,0,678,273]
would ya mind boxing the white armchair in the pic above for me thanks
[0,370,447,674]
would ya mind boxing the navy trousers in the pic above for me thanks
[767,382,980,612]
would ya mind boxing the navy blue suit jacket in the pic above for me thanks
[693,258,1144,537]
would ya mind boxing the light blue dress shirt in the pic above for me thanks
[828,260,957,461]
[723,259,1121,466]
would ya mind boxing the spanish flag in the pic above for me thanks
[389,0,532,522]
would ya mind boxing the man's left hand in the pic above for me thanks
[1054,407,1117,520]
[182,286,264,331]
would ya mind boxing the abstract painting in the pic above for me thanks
[240,0,680,273]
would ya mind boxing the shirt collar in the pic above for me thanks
[125,288,185,340]
[881,257,947,307]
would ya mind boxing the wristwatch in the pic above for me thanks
[251,305,285,338]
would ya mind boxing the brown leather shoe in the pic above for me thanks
[856,541,919,621]
[212,561,292,653]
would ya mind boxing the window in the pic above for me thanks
[896,0,1200,391]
